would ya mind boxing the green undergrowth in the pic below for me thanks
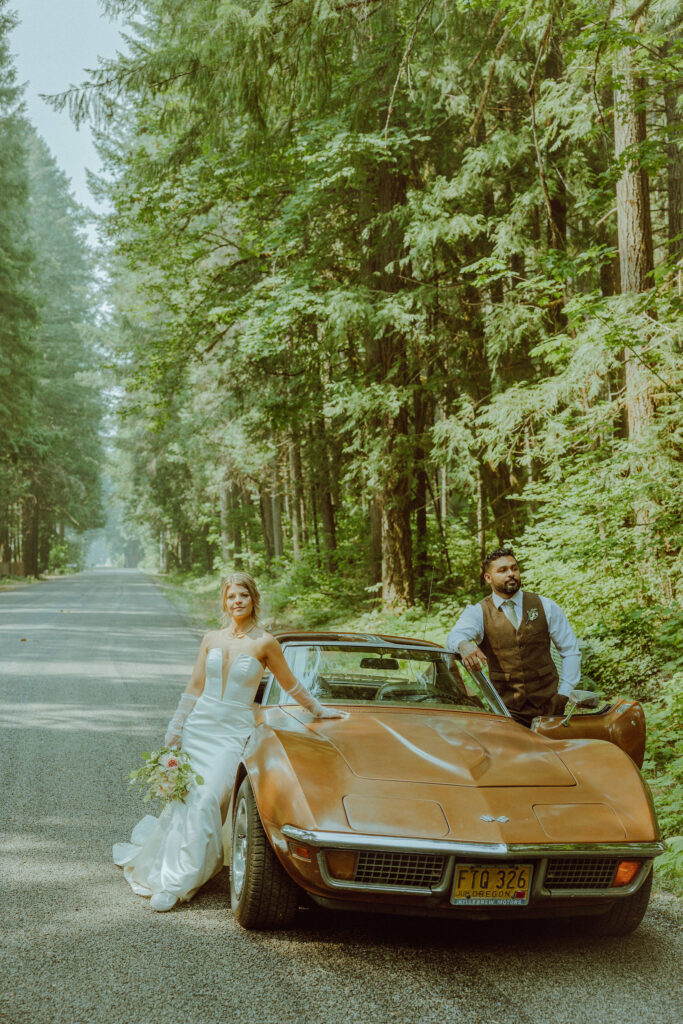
[0,575,40,588]
[150,570,224,630]
[151,567,683,895]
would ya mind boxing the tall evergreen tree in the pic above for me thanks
[0,0,36,569]
[20,130,105,571]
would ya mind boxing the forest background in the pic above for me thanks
[1,0,682,883]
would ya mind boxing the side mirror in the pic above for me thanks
[571,689,601,709]
[561,689,601,727]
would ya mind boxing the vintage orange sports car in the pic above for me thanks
[224,632,662,934]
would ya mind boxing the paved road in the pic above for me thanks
[1,570,681,1024]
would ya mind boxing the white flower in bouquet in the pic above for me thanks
[127,747,204,806]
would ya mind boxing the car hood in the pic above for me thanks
[282,707,576,788]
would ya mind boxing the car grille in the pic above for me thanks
[544,857,619,890]
[353,851,445,888]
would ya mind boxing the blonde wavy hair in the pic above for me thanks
[220,572,261,627]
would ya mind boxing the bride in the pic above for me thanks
[113,571,343,912]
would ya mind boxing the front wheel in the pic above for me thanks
[590,869,653,936]
[230,776,300,930]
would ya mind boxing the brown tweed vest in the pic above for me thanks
[480,592,558,713]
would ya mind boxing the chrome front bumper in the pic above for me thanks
[282,825,664,899]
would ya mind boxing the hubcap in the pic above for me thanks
[232,795,248,898]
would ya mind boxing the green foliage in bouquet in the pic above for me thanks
[127,747,204,806]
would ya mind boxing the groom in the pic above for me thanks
[446,548,581,726]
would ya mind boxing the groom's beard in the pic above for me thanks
[502,578,521,595]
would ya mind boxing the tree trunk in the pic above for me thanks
[614,71,654,294]
[664,71,682,262]
[476,466,486,569]
[21,495,39,577]
[240,482,255,566]
[413,391,430,603]
[159,530,169,573]
[317,436,337,572]
[179,533,192,571]
[481,462,520,544]
[381,498,413,611]
[369,495,382,597]
[545,25,567,252]
[0,515,8,568]
[614,8,655,442]
[231,482,243,568]
[203,523,214,573]
[292,437,308,544]
[309,420,337,572]
[359,159,414,610]
[414,464,429,604]
[309,479,321,566]
[259,487,274,564]
[426,474,453,580]
[38,514,51,573]
[271,461,283,559]
[219,480,231,563]
[288,440,303,560]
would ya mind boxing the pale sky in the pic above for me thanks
[10,0,126,221]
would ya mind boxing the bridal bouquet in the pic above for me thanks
[127,748,204,805]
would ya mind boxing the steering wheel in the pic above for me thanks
[410,691,483,708]
[374,682,422,701]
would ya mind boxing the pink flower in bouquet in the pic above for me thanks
[128,746,201,806]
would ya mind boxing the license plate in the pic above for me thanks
[451,863,532,906]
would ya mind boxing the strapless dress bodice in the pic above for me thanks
[204,647,264,705]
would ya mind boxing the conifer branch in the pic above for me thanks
[466,11,503,73]
[629,0,652,23]
[468,17,520,141]
[591,312,683,403]
[528,15,564,249]
[383,0,434,141]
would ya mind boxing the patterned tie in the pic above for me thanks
[503,600,519,630]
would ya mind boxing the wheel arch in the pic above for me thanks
[234,727,317,833]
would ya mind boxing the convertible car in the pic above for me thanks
[224,632,662,934]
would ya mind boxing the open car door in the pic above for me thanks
[460,660,647,769]
[530,697,646,767]
[458,655,647,770]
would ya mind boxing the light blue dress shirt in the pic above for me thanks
[446,590,581,696]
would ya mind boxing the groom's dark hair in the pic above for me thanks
[483,547,517,572]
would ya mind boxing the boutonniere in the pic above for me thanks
[526,608,539,623]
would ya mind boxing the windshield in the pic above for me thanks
[269,644,502,714]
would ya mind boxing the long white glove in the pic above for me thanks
[286,681,345,719]
[164,693,198,748]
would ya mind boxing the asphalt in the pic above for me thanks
[1,569,681,1024]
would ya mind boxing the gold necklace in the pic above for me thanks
[229,623,256,639]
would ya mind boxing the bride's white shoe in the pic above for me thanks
[150,891,178,912]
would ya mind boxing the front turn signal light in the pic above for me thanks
[613,860,641,886]
[288,842,312,862]
[325,849,358,881]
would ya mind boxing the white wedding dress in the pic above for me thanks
[113,648,263,903]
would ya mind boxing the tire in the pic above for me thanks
[590,868,653,937]
[230,776,300,930]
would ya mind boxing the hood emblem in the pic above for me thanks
[480,814,509,823]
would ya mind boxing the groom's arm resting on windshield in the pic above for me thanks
[447,605,488,672]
